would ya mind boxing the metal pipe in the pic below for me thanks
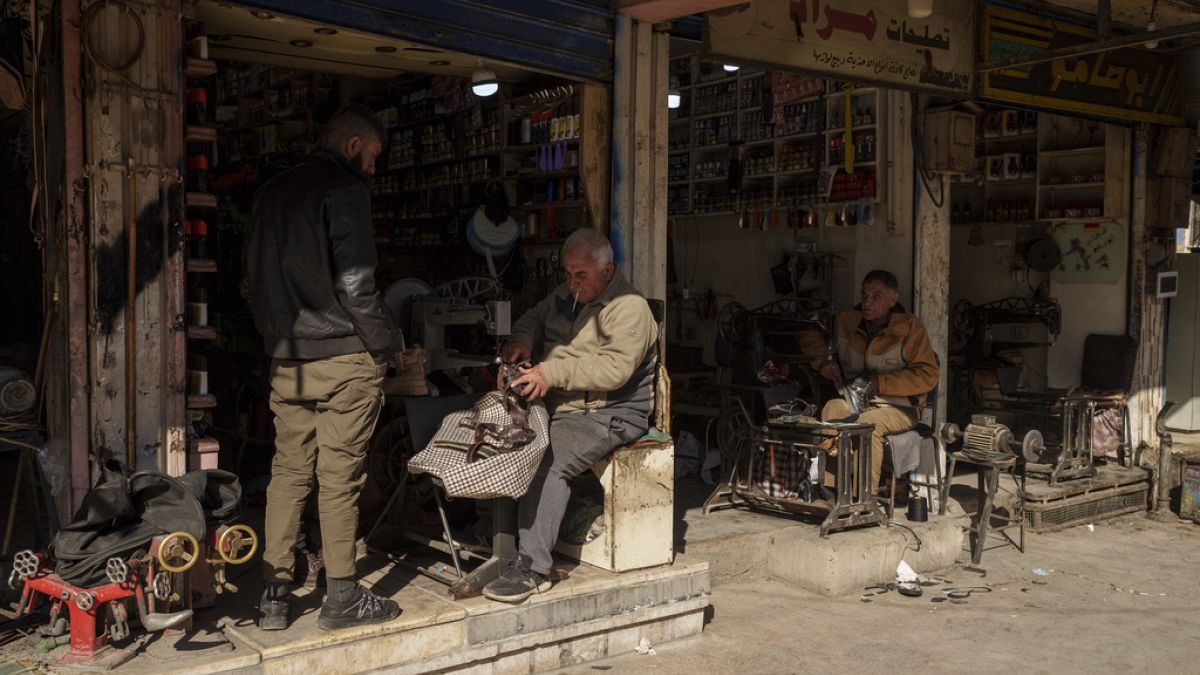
[1097,0,1111,39]
[976,21,1200,72]
[1154,402,1176,512]
[126,165,138,468]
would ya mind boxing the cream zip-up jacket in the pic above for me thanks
[507,269,657,419]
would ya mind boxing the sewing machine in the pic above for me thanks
[385,277,512,394]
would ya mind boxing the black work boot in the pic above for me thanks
[482,554,551,604]
[258,582,290,631]
[317,578,401,631]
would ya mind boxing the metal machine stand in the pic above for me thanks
[948,452,1025,564]
[704,420,887,537]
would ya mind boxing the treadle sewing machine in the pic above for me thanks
[703,418,887,537]
[8,524,257,668]
[952,296,1133,485]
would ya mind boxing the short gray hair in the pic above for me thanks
[562,228,614,266]
[320,105,386,154]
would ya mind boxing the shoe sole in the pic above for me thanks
[316,606,402,631]
[259,617,288,631]
[482,579,552,604]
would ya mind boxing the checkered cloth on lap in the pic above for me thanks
[408,391,550,499]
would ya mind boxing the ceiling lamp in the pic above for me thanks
[907,0,933,19]
[1145,0,1160,49]
[471,61,499,97]
[723,64,740,73]
[667,77,681,109]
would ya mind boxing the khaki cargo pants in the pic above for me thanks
[821,398,917,489]
[263,352,384,583]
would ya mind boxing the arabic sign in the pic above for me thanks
[705,0,974,94]
[1050,221,1124,285]
[980,4,1184,126]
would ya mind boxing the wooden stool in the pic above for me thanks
[948,452,1026,564]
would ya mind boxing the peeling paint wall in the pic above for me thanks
[82,1,186,472]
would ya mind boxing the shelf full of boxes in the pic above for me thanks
[950,106,1119,227]
[667,56,883,227]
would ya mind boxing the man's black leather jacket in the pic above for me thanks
[244,150,397,362]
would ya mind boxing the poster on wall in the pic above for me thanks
[979,4,1184,126]
[705,0,974,94]
[1050,221,1125,285]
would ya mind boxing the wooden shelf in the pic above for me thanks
[185,58,217,79]
[186,192,217,208]
[187,325,217,341]
[506,170,581,180]
[515,200,586,211]
[187,436,220,454]
[825,124,877,134]
[186,126,217,143]
[187,394,217,410]
[186,258,217,274]
[977,132,1038,143]
[1039,181,1105,190]
[1040,146,1105,158]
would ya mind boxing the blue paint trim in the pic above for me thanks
[234,0,616,81]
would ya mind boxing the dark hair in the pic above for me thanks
[320,104,386,154]
[862,269,899,291]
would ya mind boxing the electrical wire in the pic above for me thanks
[81,0,145,90]
[909,92,945,209]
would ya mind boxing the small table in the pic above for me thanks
[703,419,887,537]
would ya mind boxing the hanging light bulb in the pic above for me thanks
[908,0,933,19]
[667,75,681,109]
[723,64,740,73]
[1145,0,1160,49]
[471,61,499,97]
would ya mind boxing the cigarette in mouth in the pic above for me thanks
[572,289,580,312]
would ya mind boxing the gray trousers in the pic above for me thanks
[517,411,646,575]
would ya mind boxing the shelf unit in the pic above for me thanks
[183,50,219,460]
[950,107,1117,225]
[667,55,883,224]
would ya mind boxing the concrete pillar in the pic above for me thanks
[1128,125,1166,452]
[913,141,951,425]
[610,16,669,302]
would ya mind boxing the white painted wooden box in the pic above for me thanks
[555,440,675,572]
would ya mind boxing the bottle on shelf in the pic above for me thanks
[187,286,208,327]
[187,153,209,192]
[187,354,208,395]
[187,87,207,126]
[190,219,208,258]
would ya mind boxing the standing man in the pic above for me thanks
[483,228,658,603]
[814,270,939,489]
[245,105,401,631]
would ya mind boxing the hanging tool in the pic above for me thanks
[125,160,138,467]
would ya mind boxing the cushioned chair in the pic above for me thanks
[879,379,948,519]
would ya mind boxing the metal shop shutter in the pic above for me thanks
[231,0,615,82]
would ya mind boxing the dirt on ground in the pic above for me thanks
[562,512,1200,675]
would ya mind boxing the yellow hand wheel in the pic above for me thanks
[156,531,200,574]
[217,524,259,565]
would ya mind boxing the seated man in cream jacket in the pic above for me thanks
[483,228,657,604]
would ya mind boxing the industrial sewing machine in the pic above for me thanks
[9,524,257,668]
[385,276,511,395]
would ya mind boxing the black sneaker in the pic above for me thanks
[482,555,552,604]
[317,585,401,631]
[258,585,290,631]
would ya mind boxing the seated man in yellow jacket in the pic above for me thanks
[816,270,939,489]
[483,228,657,604]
